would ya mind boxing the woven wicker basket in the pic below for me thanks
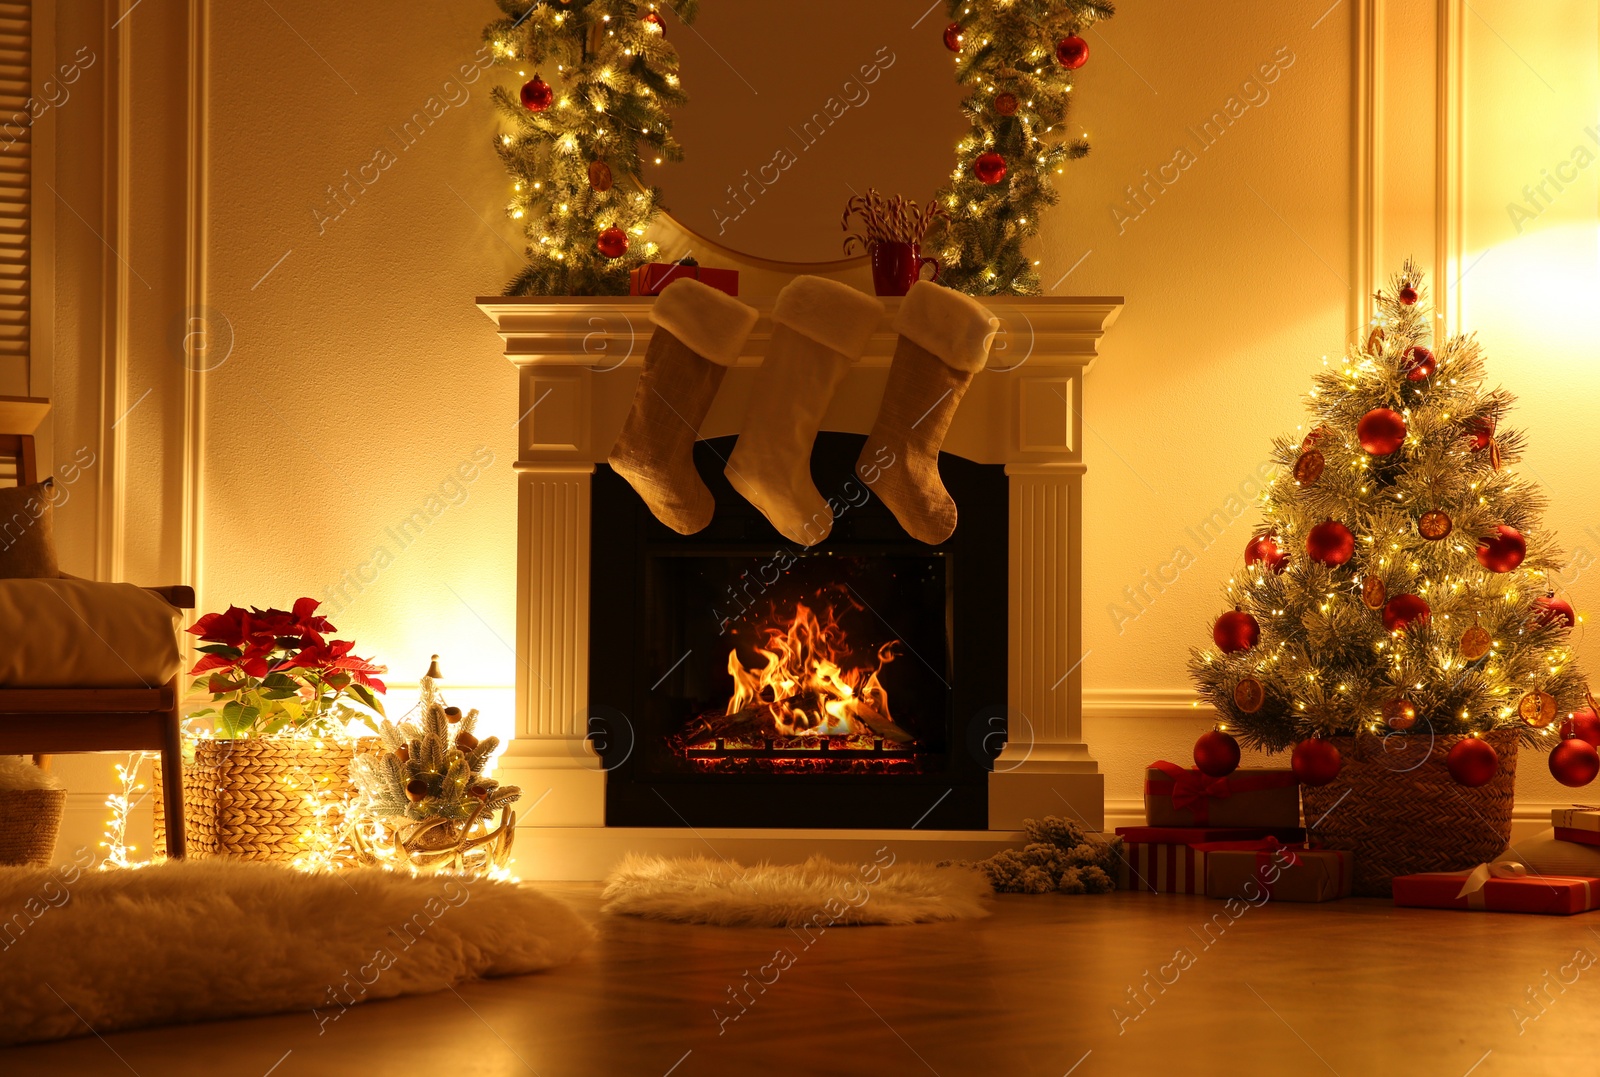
[1300,729,1519,897]
[0,788,66,865]
[155,738,367,862]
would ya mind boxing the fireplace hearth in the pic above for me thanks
[591,433,1005,829]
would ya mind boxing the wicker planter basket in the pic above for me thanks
[0,788,67,865]
[1300,729,1519,897]
[155,738,369,862]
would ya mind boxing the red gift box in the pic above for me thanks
[1196,837,1352,903]
[629,262,739,297]
[1143,761,1300,828]
[1116,826,1305,844]
[1118,841,1209,895]
[1552,807,1600,847]
[1392,864,1600,915]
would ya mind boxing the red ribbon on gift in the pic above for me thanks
[1143,761,1296,824]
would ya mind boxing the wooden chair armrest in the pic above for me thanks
[54,571,195,610]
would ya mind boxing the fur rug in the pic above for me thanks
[0,858,594,1046]
[601,853,991,927]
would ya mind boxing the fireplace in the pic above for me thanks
[476,291,1120,878]
[591,434,1004,829]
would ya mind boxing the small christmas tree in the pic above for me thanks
[484,0,697,296]
[944,816,1120,894]
[934,0,1114,296]
[1189,260,1590,781]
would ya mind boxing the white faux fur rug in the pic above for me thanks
[602,853,992,927]
[0,859,594,1046]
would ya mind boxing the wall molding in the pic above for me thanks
[181,0,209,623]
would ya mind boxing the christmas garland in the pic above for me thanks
[484,0,1110,297]
[485,0,697,296]
[933,0,1115,296]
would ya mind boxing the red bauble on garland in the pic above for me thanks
[1476,525,1527,573]
[1306,520,1355,567]
[1466,416,1496,451]
[1561,704,1600,746]
[1056,35,1090,69]
[1550,737,1600,788]
[520,76,554,112]
[1194,730,1242,777]
[1244,532,1289,574]
[1213,609,1260,654]
[1291,739,1342,786]
[1533,593,1576,628]
[1402,346,1436,381]
[973,152,1007,185]
[1447,737,1498,787]
[1382,593,1431,633]
[642,10,665,34]
[943,22,964,51]
[1398,284,1419,305]
[596,226,630,259]
[994,92,1019,117]
[1358,408,1408,455]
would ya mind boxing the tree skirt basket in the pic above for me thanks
[0,789,66,865]
[155,738,374,862]
[1300,729,1518,897]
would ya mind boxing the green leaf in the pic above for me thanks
[197,643,242,656]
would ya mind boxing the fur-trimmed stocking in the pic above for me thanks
[856,281,998,545]
[726,277,884,545]
[608,279,759,534]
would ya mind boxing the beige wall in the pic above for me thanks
[35,1,1600,846]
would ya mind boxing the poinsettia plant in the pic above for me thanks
[186,598,387,739]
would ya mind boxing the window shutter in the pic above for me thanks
[0,1,27,379]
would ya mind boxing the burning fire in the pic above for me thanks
[716,601,911,744]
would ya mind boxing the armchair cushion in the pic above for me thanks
[0,481,60,579]
[0,578,182,688]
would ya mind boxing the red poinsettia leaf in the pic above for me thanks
[188,653,236,676]
[240,656,270,679]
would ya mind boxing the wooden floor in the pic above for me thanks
[6,884,1597,1076]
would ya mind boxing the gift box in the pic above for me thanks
[1392,863,1600,915]
[1143,761,1300,828]
[1116,826,1305,844]
[629,261,740,297]
[1118,840,1209,895]
[1552,806,1600,848]
[1198,837,1351,903]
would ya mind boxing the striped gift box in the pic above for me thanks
[1118,841,1208,894]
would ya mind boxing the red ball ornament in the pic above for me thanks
[1398,284,1419,305]
[1291,739,1342,786]
[1382,593,1431,633]
[1534,593,1576,629]
[1306,520,1355,567]
[1357,408,1407,455]
[1245,533,1289,574]
[1550,737,1600,788]
[520,76,554,112]
[1466,416,1495,451]
[1561,707,1600,746]
[1476,525,1527,573]
[641,10,665,34]
[596,226,629,259]
[943,22,964,51]
[1402,346,1436,381]
[1447,737,1499,787]
[994,92,1020,117]
[973,152,1007,185]
[1194,730,1242,777]
[1056,35,1090,69]
[1213,609,1260,654]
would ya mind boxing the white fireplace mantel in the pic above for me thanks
[477,293,1122,876]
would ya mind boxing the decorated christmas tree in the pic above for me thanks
[934,0,1114,296]
[1189,260,1599,791]
[484,0,697,296]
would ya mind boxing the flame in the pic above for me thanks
[726,601,900,739]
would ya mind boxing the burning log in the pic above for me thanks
[675,705,773,747]
[852,703,915,745]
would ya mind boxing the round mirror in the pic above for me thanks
[649,2,970,265]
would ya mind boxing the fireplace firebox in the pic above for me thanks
[591,433,1006,829]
